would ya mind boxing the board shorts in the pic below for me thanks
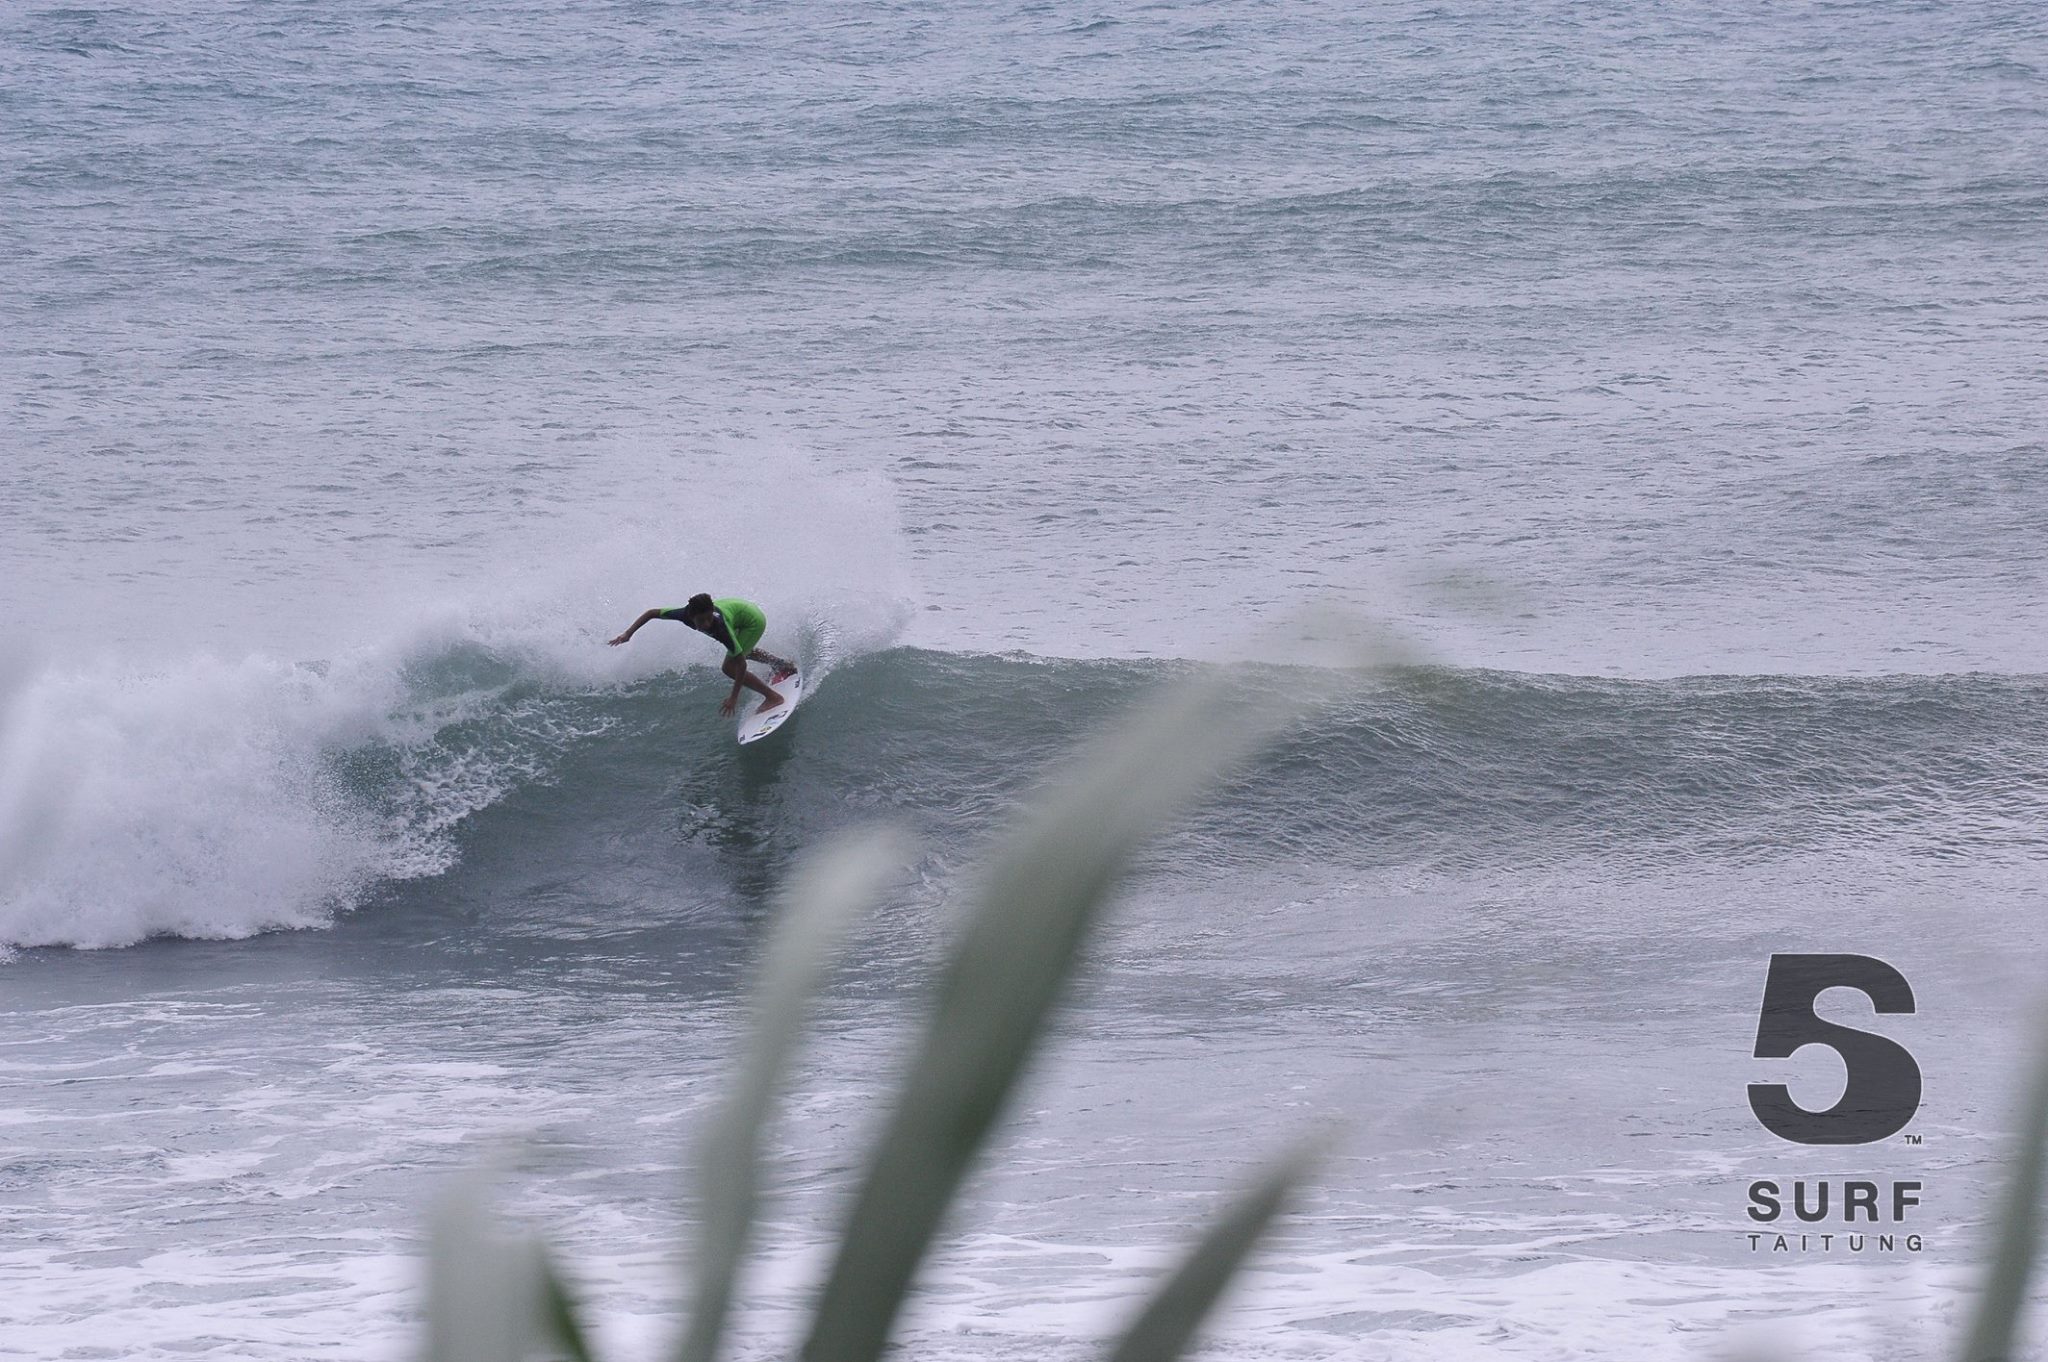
[717,598,767,657]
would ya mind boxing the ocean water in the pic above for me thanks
[4,0,2047,1358]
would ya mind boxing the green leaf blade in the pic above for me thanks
[1104,1134,1329,1362]
[423,1166,595,1362]
[799,666,1353,1362]
[679,830,909,1362]
[1959,1014,2048,1362]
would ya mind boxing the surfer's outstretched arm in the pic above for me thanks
[609,609,662,646]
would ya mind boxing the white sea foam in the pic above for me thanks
[0,649,396,949]
[0,456,917,951]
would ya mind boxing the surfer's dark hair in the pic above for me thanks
[683,593,715,618]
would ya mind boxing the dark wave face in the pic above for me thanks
[344,649,2048,930]
[8,637,2041,953]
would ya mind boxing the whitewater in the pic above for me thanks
[5,0,2047,1358]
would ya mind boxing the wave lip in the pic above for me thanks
[0,630,623,953]
[0,652,393,951]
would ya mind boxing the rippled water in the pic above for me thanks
[5,1,2046,1358]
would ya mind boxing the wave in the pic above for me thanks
[4,638,2044,952]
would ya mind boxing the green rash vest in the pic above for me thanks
[664,597,766,657]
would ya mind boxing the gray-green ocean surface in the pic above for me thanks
[3,0,2045,1356]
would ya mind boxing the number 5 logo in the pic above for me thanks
[1749,954,1921,1144]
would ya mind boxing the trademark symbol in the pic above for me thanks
[1904,1133,1923,1145]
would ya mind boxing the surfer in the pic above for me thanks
[610,594,798,715]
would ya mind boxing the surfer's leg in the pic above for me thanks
[747,648,797,681]
[724,655,785,709]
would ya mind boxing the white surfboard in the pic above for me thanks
[736,665,804,745]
